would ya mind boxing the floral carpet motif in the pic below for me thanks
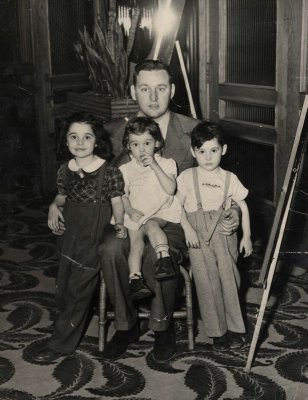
[0,191,307,399]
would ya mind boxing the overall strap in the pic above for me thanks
[223,170,231,199]
[204,170,232,243]
[95,161,108,201]
[91,161,109,243]
[222,170,232,210]
[62,162,69,191]
[192,168,203,210]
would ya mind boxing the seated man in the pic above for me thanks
[99,60,240,361]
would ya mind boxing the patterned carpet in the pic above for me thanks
[0,188,308,400]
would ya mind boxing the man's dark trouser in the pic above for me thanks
[98,222,186,332]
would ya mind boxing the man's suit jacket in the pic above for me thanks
[104,112,200,174]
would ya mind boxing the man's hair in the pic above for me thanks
[122,116,164,154]
[191,121,225,149]
[132,59,173,85]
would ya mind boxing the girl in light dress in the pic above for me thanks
[119,116,182,301]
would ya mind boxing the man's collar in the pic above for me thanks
[135,110,170,123]
[154,111,170,139]
[153,110,170,125]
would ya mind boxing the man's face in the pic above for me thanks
[130,70,175,120]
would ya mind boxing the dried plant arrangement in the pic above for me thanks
[74,0,139,98]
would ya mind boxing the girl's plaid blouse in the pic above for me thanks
[57,162,125,204]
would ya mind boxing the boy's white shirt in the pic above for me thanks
[176,166,248,212]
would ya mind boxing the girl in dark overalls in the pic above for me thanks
[35,112,126,362]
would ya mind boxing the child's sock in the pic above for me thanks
[154,244,170,259]
[129,272,142,282]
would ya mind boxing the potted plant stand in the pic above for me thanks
[66,91,112,122]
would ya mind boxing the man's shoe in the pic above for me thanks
[129,275,153,301]
[33,347,66,362]
[101,324,139,360]
[153,326,176,361]
[227,331,245,349]
[212,334,230,351]
[153,257,176,281]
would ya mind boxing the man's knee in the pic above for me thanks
[98,226,126,257]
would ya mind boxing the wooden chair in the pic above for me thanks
[98,265,194,351]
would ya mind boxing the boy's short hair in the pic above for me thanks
[191,121,225,149]
[122,116,164,153]
[133,59,173,85]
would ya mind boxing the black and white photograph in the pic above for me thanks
[0,0,307,399]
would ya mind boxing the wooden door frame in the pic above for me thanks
[198,0,305,203]
[29,0,100,195]
[30,0,56,194]
[275,0,303,201]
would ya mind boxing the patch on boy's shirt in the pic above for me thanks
[201,182,222,189]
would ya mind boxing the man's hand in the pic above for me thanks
[218,207,239,235]
[51,220,66,235]
[114,223,127,239]
[48,204,65,235]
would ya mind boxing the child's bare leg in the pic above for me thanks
[144,218,176,281]
[128,229,152,300]
[144,218,169,257]
[128,229,144,277]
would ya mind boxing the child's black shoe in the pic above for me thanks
[227,331,245,349]
[154,256,176,281]
[129,275,153,301]
[101,324,140,360]
[212,334,230,351]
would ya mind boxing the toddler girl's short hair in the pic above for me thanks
[191,121,225,149]
[122,116,164,153]
[57,112,113,161]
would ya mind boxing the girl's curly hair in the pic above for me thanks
[56,112,114,162]
[122,116,164,154]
